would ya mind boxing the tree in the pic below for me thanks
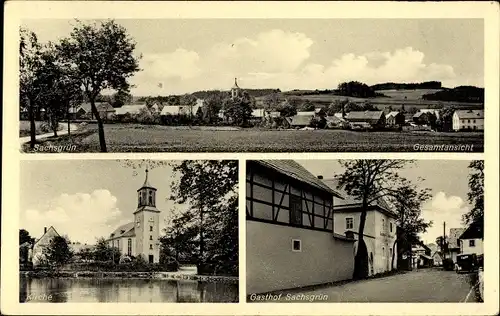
[463,160,484,225]
[344,102,363,113]
[93,237,121,264]
[327,99,348,116]
[435,236,448,255]
[263,93,281,110]
[437,105,457,132]
[19,229,34,245]
[299,100,315,111]
[43,236,73,268]
[223,92,253,127]
[57,20,141,152]
[337,81,377,98]
[277,101,297,117]
[335,160,412,279]
[389,182,433,269]
[111,90,133,108]
[170,160,238,275]
[20,27,44,148]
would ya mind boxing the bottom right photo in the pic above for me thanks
[246,159,484,303]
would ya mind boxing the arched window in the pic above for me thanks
[127,238,132,256]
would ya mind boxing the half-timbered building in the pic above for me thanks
[246,160,356,294]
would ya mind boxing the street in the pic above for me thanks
[271,268,479,303]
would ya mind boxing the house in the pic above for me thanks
[251,109,266,120]
[325,116,348,129]
[73,102,116,120]
[386,111,405,126]
[345,111,386,129]
[432,251,443,266]
[296,111,316,116]
[411,244,432,268]
[32,226,61,266]
[106,169,161,263]
[418,109,441,120]
[322,178,398,276]
[452,110,484,131]
[459,220,483,256]
[447,228,466,263]
[314,108,326,117]
[412,111,437,126]
[161,100,204,118]
[246,160,355,294]
[290,114,314,128]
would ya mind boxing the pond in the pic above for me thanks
[20,276,239,303]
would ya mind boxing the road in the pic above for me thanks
[272,268,479,302]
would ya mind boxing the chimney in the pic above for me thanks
[44,227,47,234]
[317,175,323,179]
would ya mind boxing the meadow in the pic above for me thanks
[22,123,483,153]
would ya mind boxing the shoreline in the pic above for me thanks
[20,270,238,283]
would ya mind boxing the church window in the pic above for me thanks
[149,244,153,250]
[150,226,153,232]
[149,235,153,240]
[148,194,153,205]
[127,238,132,256]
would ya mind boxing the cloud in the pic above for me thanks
[21,190,127,244]
[129,30,458,94]
[420,191,469,244]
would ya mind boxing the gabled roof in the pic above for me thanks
[326,116,345,124]
[290,115,313,126]
[296,111,316,116]
[77,102,115,113]
[386,111,401,119]
[454,109,484,119]
[459,220,483,240]
[108,222,135,240]
[253,160,343,198]
[115,104,147,115]
[322,178,397,218]
[448,228,466,249]
[345,111,384,122]
[34,226,60,246]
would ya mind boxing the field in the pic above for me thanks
[22,123,483,153]
[255,89,484,111]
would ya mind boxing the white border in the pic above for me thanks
[3,1,499,315]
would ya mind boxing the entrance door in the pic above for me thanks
[149,255,154,263]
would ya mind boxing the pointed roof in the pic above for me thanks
[138,169,156,191]
[232,78,240,89]
[34,226,60,246]
[107,222,135,240]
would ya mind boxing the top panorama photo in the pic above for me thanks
[19,19,484,153]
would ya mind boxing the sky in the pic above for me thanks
[297,159,474,245]
[20,160,191,244]
[21,19,484,96]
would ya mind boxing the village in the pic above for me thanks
[18,161,239,303]
[246,159,484,302]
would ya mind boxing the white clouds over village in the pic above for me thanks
[132,29,460,95]
[421,191,470,244]
[22,190,128,244]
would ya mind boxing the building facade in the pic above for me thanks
[447,228,465,263]
[246,160,355,294]
[452,110,484,131]
[32,226,60,266]
[106,169,161,263]
[459,220,484,256]
[322,179,398,276]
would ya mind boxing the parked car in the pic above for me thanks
[455,253,477,273]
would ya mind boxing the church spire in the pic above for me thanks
[233,77,239,88]
[137,168,157,207]
[142,169,151,188]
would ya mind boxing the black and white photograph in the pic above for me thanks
[19,18,484,153]
[19,159,239,303]
[246,159,484,302]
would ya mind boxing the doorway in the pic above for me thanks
[149,255,154,263]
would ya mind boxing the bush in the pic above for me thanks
[443,258,454,271]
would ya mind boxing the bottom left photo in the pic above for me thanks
[18,159,239,303]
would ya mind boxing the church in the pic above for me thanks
[106,169,161,263]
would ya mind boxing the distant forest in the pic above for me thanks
[422,86,484,103]
[371,81,443,90]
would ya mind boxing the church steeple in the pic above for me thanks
[231,78,241,99]
[137,169,157,207]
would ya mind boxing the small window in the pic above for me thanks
[289,195,302,225]
[382,219,385,230]
[346,217,353,230]
[150,226,153,232]
[469,240,475,247]
[149,244,153,250]
[382,247,385,257]
[390,222,393,233]
[149,235,153,240]
[292,239,302,252]
[390,248,393,259]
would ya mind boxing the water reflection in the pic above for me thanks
[20,276,238,303]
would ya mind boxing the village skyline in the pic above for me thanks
[21,19,484,96]
[296,159,473,245]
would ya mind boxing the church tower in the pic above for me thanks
[231,78,240,99]
[134,169,160,263]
